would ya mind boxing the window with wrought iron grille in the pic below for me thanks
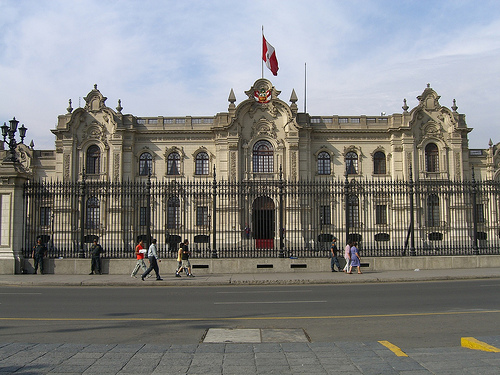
[167,196,180,229]
[195,152,209,175]
[86,196,100,229]
[319,205,331,225]
[196,206,209,226]
[139,152,152,176]
[345,151,358,175]
[86,145,100,174]
[40,206,51,227]
[427,194,440,227]
[373,151,386,174]
[375,204,387,224]
[425,143,439,172]
[476,204,485,223]
[140,207,148,226]
[348,195,359,227]
[253,140,274,173]
[317,152,331,175]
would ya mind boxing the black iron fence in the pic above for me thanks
[22,173,500,259]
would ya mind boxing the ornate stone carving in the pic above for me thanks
[113,153,120,181]
[454,152,461,180]
[63,153,70,181]
[230,151,237,181]
[291,151,297,180]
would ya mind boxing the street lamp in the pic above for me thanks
[2,117,27,162]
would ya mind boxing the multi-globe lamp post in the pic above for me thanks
[1,117,27,162]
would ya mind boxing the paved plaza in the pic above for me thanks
[0,337,499,375]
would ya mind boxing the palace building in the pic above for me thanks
[16,79,498,183]
[1,78,499,274]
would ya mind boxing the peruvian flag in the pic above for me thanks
[262,35,279,76]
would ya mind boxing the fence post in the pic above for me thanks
[79,170,86,258]
[212,165,218,258]
[344,168,350,245]
[471,167,479,255]
[146,173,152,245]
[409,164,416,256]
[279,165,284,258]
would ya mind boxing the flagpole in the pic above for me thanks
[261,26,264,78]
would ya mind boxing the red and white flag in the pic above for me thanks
[262,35,279,76]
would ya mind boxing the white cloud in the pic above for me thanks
[0,0,499,149]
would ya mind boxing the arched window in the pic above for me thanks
[86,145,100,175]
[253,140,274,173]
[318,152,331,175]
[425,143,439,172]
[427,194,440,227]
[348,195,359,227]
[139,152,152,176]
[345,151,358,175]
[195,152,209,175]
[373,151,386,174]
[167,196,180,229]
[167,152,180,175]
[86,196,100,229]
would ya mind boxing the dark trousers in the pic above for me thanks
[34,255,44,274]
[331,255,341,271]
[91,256,101,273]
[143,256,160,279]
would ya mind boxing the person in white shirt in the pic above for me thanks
[141,239,163,281]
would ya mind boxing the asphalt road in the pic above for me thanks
[1,279,499,349]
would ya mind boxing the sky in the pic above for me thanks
[1,0,499,150]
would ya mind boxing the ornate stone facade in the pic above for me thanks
[3,79,499,184]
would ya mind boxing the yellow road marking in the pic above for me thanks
[461,337,500,352]
[378,340,408,357]
[0,309,499,322]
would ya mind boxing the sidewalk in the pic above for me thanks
[1,267,499,287]
[1,337,499,374]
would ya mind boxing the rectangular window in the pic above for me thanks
[140,207,148,226]
[338,118,349,123]
[40,207,51,227]
[164,119,174,124]
[375,205,387,225]
[196,206,208,226]
[476,204,485,223]
[192,118,202,124]
[319,205,331,225]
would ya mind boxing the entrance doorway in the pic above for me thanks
[252,196,275,249]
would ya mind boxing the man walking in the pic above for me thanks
[89,239,103,275]
[131,239,147,278]
[181,239,194,277]
[142,238,163,281]
[330,237,342,272]
[32,238,47,274]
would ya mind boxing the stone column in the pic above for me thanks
[0,161,29,274]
